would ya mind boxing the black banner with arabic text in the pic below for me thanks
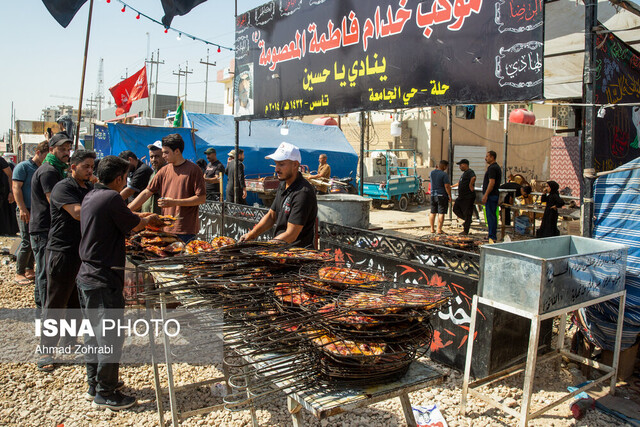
[594,30,640,172]
[234,0,544,119]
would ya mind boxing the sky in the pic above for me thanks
[1,0,266,137]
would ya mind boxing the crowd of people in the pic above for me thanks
[3,130,320,411]
[430,150,566,241]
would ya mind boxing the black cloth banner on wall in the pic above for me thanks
[594,30,640,172]
[234,0,544,119]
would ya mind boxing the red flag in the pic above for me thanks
[109,66,149,117]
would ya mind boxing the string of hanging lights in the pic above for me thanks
[105,0,233,53]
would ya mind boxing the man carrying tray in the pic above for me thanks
[240,142,317,248]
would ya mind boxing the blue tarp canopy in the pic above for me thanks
[579,157,640,350]
[107,113,358,180]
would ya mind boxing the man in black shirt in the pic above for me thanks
[452,159,477,235]
[30,132,71,313]
[38,150,95,370]
[77,156,158,411]
[45,151,95,305]
[118,150,153,203]
[481,150,502,241]
[240,143,317,248]
[203,147,225,201]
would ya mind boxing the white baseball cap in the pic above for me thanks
[147,140,162,150]
[265,142,301,162]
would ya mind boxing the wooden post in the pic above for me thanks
[74,0,95,149]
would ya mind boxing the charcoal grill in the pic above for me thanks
[138,238,452,415]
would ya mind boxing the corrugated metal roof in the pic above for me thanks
[545,0,640,99]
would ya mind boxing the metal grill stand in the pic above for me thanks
[460,291,625,426]
[460,236,628,426]
[147,268,229,426]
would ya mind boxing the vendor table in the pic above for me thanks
[499,204,579,238]
[146,264,446,426]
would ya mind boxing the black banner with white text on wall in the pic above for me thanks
[234,0,544,119]
[594,30,640,172]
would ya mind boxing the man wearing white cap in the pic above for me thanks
[141,141,166,214]
[240,142,317,248]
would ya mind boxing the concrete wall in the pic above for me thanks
[430,105,554,182]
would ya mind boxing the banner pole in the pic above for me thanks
[502,103,508,183]
[359,111,365,196]
[582,0,597,238]
[75,0,94,150]
[233,0,239,205]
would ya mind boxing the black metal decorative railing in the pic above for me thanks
[198,202,223,240]
[318,222,480,279]
[199,202,273,241]
[224,202,268,222]
[199,203,480,278]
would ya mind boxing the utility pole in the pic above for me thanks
[146,52,164,118]
[173,66,186,109]
[183,62,193,107]
[86,94,98,121]
[121,68,128,80]
[154,49,162,115]
[147,52,153,119]
[10,101,14,152]
[200,49,216,114]
[96,58,104,121]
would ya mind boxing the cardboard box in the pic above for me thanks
[601,341,639,381]
[561,220,581,236]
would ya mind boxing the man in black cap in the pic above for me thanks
[452,159,476,235]
[118,150,153,203]
[30,132,71,315]
[203,147,225,201]
[38,150,96,372]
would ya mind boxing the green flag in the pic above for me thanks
[173,101,184,127]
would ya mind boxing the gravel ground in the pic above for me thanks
[0,234,628,426]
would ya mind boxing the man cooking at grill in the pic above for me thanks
[240,142,317,248]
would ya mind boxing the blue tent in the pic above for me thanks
[579,157,640,350]
[107,113,358,180]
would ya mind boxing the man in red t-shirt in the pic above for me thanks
[129,134,206,242]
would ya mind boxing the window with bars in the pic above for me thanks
[552,105,573,128]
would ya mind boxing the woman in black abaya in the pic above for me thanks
[536,180,565,238]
